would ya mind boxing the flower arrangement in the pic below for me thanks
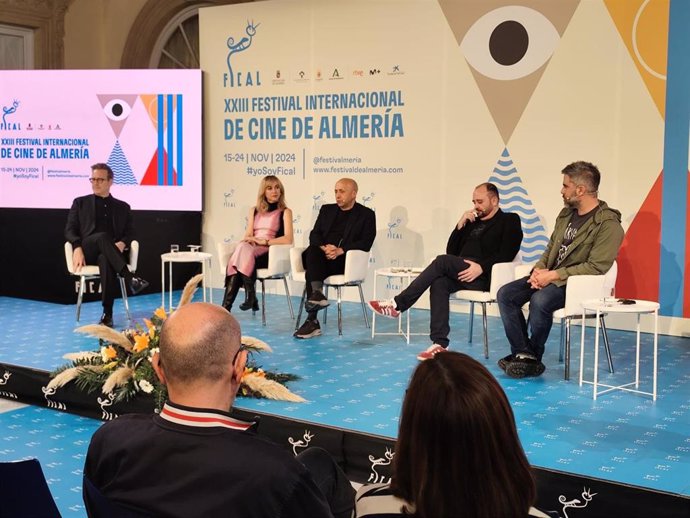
[48,274,304,408]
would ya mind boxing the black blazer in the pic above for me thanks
[309,202,376,252]
[445,209,522,281]
[64,194,134,248]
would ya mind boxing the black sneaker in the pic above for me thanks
[293,319,321,339]
[505,357,546,378]
[306,290,329,311]
[129,276,150,295]
[497,354,514,372]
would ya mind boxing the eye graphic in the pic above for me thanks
[461,6,559,81]
[103,98,132,121]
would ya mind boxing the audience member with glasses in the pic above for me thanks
[64,162,149,327]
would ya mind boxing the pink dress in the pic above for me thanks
[227,209,283,277]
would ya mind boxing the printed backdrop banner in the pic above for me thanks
[0,69,202,211]
[200,0,689,329]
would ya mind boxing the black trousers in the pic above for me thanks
[394,254,487,347]
[81,232,128,312]
[297,447,355,518]
[302,245,346,319]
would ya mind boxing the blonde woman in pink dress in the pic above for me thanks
[222,175,294,312]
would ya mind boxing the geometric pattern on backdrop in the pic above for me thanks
[140,94,184,186]
[106,140,137,185]
[439,0,580,143]
[488,148,548,263]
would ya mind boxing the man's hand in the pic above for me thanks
[322,244,344,260]
[115,241,126,253]
[528,268,559,289]
[458,259,483,283]
[457,210,478,229]
[72,246,86,272]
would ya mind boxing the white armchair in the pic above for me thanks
[451,257,520,359]
[291,247,371,335]
[64,240,139,323]
[514,261,618,380]
[217,242,293,326]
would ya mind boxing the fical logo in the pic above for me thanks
[223,189,236,208]
[387,218,402,240]
[1,100,20,131]
[224,20,261,88]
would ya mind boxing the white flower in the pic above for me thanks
[138,379,154,393]
[148,348,160,363]
[100,346,110,363]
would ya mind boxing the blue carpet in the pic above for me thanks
[0,292,688,518]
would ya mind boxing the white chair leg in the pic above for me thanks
[336,286,343,336]
[118,277,131,323]
[481,302,489,359]
[295,287,307,330]
[282,276,294,319]
[468,302,475,343]
[260,279,267,326]
[323,286,329,325]
[357,283,370,328]
[564,318,571,380]
[558,318,565,363]
[76,277,86,322]
[600,315,614,373]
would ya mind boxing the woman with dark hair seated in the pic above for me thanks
[222,175,293,312]
[355,352,556,518]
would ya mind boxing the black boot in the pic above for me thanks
[239,275,259,312]
[221,275,241,312]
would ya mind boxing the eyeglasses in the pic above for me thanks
[89,178,109,184]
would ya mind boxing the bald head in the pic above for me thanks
[159,303,241,386]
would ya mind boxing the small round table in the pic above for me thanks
[579,298,659,401]
[160,251,213,311]
[371,267,425,344]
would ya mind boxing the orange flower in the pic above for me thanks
[154,307,167,320]
[132,333,150,353]
[101,345,117,360]
[143,318,154,330]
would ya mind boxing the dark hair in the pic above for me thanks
[91,162,113,180]
[391,352,535,518]
[477,182,499,200]
[561,161,600,194]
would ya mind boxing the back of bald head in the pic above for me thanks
[159,303,241,385]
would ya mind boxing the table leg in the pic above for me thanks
[201,259,207,302]
[168,261,173,311]
[653,309,658,401]
[593,309,601,400]
[579,310,586,386]
[207,258,213,304]
[635,314,641,388]
[161,259,165,310]
[371,273,378,339]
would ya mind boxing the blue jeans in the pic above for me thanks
[496,277,566,361]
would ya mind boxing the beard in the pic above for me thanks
[563,196,578,209]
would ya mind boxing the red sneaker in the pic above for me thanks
[416,344,447,361]
[368,300,400,318]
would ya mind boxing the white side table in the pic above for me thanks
[579,298,659,400]
[371,267,425,344]
[161,251,213,311]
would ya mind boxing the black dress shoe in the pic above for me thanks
[98,313,114,327]
[128,276,150,295]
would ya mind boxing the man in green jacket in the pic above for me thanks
[497,161,624,378]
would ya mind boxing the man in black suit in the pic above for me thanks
[294,178,376,339]
[65,163,148,327]
[369,183,522,360]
